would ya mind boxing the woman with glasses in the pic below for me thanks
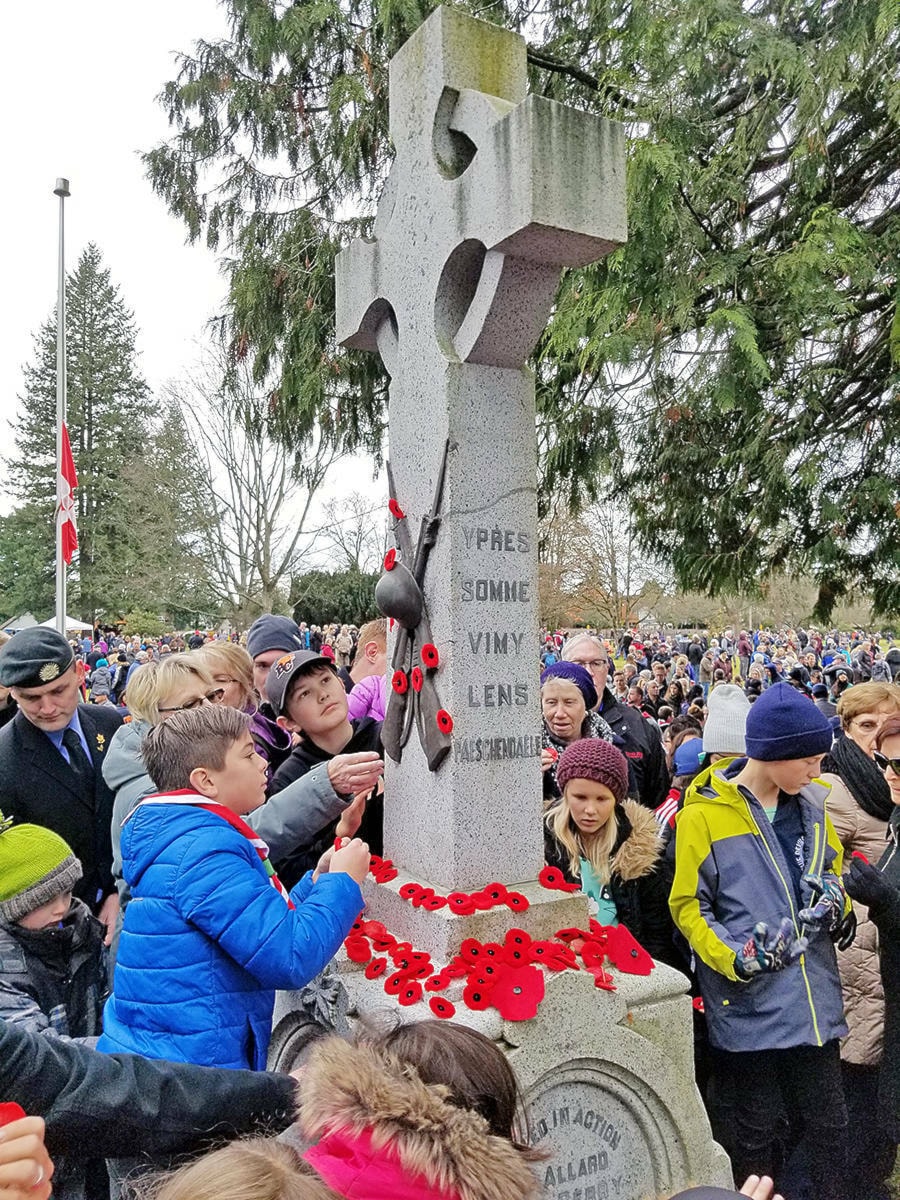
[844,714,900,1195]
[196,641,293,782]
[820,683,900,1200]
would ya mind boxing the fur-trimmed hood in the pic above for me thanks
[298,1037,540,1200]
[611,798,664,882]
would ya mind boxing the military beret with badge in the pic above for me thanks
[0,628,76,689]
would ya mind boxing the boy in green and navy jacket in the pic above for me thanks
[671,682,852,1200]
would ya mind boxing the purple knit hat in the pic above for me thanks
[540,661,598,711]
[556,738,629,801]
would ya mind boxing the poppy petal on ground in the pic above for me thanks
[490,964,545,1021]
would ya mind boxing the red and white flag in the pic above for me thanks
[57,422,78,565]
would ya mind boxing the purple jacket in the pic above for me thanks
[346,674,387,723]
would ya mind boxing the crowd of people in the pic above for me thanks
[1,616,899,1200]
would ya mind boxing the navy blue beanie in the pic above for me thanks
[246,615,305,660]
[744,681,833,761]
[540,661,598,711]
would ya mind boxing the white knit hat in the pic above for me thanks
[703,684,750,755]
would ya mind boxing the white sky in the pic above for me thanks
[0,0,381,517]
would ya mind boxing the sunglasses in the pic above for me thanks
[158,688,226,713]
[874,751,900,775]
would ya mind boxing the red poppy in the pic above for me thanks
[383,548,397,571]
[370,934,397,952]
[538,865,581,893]
[462,981,494,1011]
[399,882,424,901]
[411,887,436,908]
[388,498,405,520]
[421,894,448,910]
[579,944,606,971]
[407,961,434,980]
[344,937,372,964]
[398,981,423,1006]
[444,958,470,979]
[384,971,407,996]
[391,670,408,695]
[604,925,653,975]
[436,709,453,734]
[592,968,617,992]
[545,746,559,762]
[482,942,504,959]
[554,927,584,943]
[469,890,495,911]
[410,666,423,692]
[502,944,528,966]
[334,836,343,851]
[490,964,545,1021]
[505,928,532,949]
[425,973,449,992]
[389,942,413,961]
[505,892,529,912]
[460,938,485,963]
[528,941,573,971]
[369,856,383,871]
[447,892,477,915]
[421,643,439,668]
[378,858,395,871]
[475,962,502,982]
[483,882,508,902]
[374,866,398,883]
[692,996,705,1014]
[429,996,456,1019]
[365,957,388,980]
[360,920,387,938]
[350,919,364,933]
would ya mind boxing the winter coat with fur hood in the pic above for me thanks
[297,1037,540,1200]
[544,798,684,969]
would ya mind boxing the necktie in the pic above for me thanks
[62,728,94,785]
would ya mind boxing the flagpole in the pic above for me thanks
[54,177,70,637]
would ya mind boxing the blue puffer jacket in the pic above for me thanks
[670,762,849,1053]
[97,796,363,1069]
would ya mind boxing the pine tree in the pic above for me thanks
[2,246,215,624]
[146,0,900,617]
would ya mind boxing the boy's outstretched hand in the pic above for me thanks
[329,838,371,885]
[0,1115,54,1200]
[327,752,383,798]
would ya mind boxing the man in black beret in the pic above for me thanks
[0,627,123,940]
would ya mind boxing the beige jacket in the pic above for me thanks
[823,772,890,1065]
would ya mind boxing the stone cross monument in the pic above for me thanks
[336,4,626,894]
[278,10,733,1196]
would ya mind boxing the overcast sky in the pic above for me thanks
[0,0,380,516]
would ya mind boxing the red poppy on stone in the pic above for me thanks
[384,971,407,996]
[370,934,397,952]
[475,962,502,982]
[462,981,494,1011]
[411,887,436,908]
[410,666,424,692]
[360,919,387,938]
[378,858,395,871]
[436,709,453,734]
[505,928,532,949]
[350,919,364,933]
[490,964,545,1021]
[421,643,439,668]
[482,942,504,960]
[429,996,456,1019]
[398,980,423,1006]
[374,866,398,883]
[344,937,372,964]
[399,882,424,901]
[425,973,449,992]
[460,938,485,963]
[421,894,448,910]
[365,957,388,980]
[603,925,654,976]
[369,856,383,871]
[470,890,495,911]
[389,942,413,961]
[593,968,617,992]
[408,961,434,980]
[528,941,573,971]
[483,882,508,903]
[444,958,470,979]
[392,670,408,695]
[505,892,529,912]
[502,944,528,966]
[579,944,606,972]
[388,498,405,520]
[538,865,581,893]
[554,927,584,943]
[447,892,477,915]
[383,548,397,571]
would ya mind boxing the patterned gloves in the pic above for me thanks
[798,873,848,932]
[734,918,808,980]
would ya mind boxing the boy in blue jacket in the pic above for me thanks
[671,682,852,1200]
[98,704,368,1070]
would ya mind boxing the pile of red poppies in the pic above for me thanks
[344,863,655,1022]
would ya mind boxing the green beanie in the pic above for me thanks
[0,812,82,923]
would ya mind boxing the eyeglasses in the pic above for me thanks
[573,659,609,670]
[158,688,226,713]
[874,751,900,775]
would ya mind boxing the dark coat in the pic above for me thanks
[0,705,123,910]
[545,798,685,970]
[0,1018,295,1160]
[866,809,900,1138]
[269,717,383,888]
[597,687,670,810]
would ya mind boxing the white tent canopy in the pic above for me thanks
[39,615,94,632]
[2,612,38,631]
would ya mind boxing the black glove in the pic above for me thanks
[734,918,807,979]
[844,857,897,912]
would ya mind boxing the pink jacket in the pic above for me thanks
[346,674,387,723]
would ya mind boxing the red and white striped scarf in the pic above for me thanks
[126,790,295,908]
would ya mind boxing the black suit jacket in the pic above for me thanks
[0,704,124,910]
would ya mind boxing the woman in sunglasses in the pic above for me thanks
[819,682,900,1200]
[844,712,900,1194]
